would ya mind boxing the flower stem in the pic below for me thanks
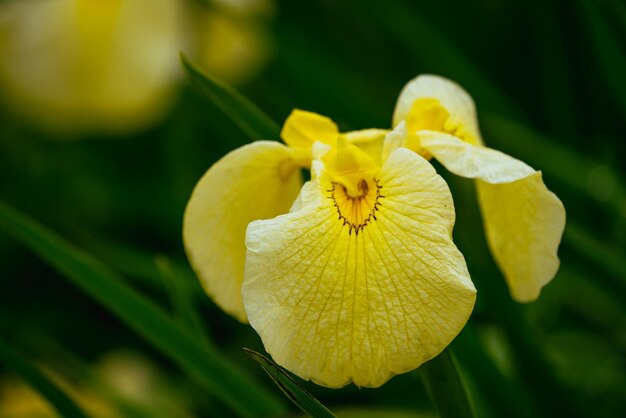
[419,348,474,418]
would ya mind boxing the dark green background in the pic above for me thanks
[1,0,625,417]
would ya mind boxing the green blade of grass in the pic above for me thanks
[155,255,213,348]
[578,0,626,119]
[419,349,475,418]
[563,224,626,293]
[453,326,539,418]
[181,54,280,140]
[0,337,90,418]
[0,201,286,418]
[602,0,626,37]
[528,1,577,139]
[86,239,205,300]
[244,349,336,418]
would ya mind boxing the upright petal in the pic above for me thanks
[243,148,475,388]
[419,131,565,302]
[381,122,407,163]
[183,141,303,322]
[344,128,388,166]
[393,75,482,145]
[281,109,339,148]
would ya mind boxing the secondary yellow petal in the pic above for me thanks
[393,75,482,145]
[418,131,565,301]
[243,148,476,388]
[477,174,565,302]
[281,109,339,148]
[183,141,302,322]
[418,131,535,183]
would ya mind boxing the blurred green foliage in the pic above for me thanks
[0,0,625,417]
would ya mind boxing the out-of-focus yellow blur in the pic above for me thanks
[0,350,195,418]
[0,0,273,137]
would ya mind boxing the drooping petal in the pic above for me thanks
[419,131,565,302]
[477,175,565,302]
[183,141,303,322]
[393,75,482,145]
[281,109,339,148]
[243,148,476,388]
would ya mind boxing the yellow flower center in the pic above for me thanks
[322,136,382,234]
[328,177,383,235]
[322,137,379,196]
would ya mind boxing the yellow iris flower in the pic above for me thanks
[392,75,566,302]
[184,110,476,387]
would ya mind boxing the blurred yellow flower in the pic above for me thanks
[0,350,194,418]
[0,0,273,136]
[188,2,273,87]
[392,75,566,302]
[184,111,476,387]
[0,0,182,135]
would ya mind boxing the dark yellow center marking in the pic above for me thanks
[327,179,384,235]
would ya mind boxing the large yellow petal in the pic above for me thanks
[419,131,565,302]
[393,75,482,145]
[477,175,565,302]
[183,141,303,322]
[243,148,476,388]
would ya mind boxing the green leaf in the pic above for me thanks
[155,254,213,348]
[180,54,280,140]
[563,224,626,294]
[0,201,286,418]
[0,337,90,418]
[419,349,475,418]
[87,239,205,299]
[244,349,336,418]
[453,326,539,418]
[527,1,577,139]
